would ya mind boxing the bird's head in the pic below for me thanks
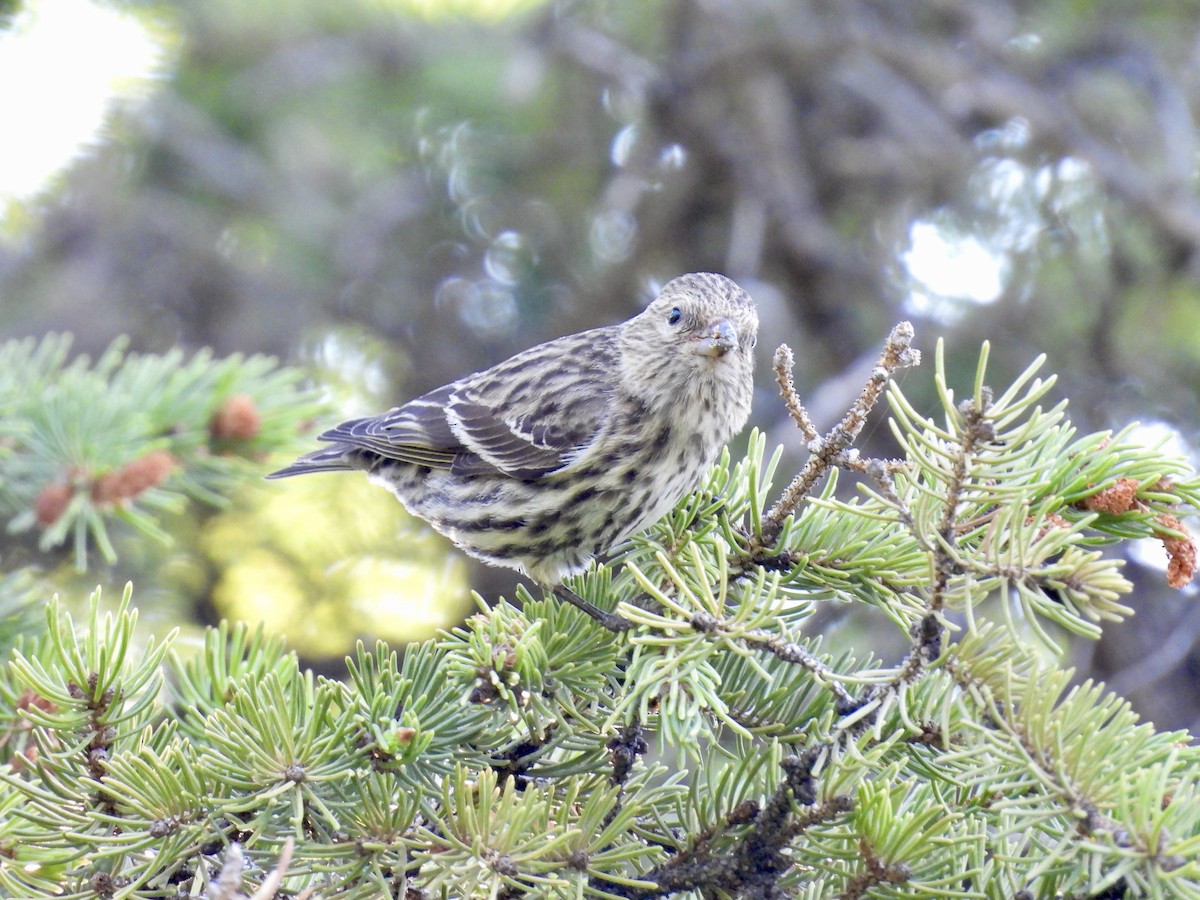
[625,272,758,361]
[618,272,759,405]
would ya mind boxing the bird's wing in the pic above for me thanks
[315,384,462,469]
[445,392,605,479]
[318,329,615,480]
[445,330,614,479]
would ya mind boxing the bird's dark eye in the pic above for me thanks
[667,307,683,326]
[750,336,757,349]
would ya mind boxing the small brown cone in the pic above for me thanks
[210,394,261,442]
[91,450,177,505]
[35,483,73,527]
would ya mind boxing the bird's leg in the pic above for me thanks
[551,585,633,633]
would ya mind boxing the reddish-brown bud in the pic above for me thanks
[210,393,261,442]
[35,483,73,526]
[1157,513,1197,589]
[91,450,177,505]
[1080,478,1140,515]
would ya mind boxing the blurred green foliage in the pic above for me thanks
[203,474,471,655]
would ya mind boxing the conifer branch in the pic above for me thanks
[4,334,1200,898]
[760,322,919,542]
[690,609,855,707]
[0,334,322,568]
[941,653,1191,878]
[605,750,854,898]
[877,387,993,694]
[838,842,911,900]
[772,345,818,442]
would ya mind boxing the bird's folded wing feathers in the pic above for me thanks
[444,333,614,478]
[317,348,611,480]
[316,385,461,469]
[446,391,603,479]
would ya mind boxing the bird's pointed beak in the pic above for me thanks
[694,318,738,358]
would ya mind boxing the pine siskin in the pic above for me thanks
[269,272,758,627]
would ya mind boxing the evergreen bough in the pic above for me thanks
[0,334,321,569]
[1,327,1199,898]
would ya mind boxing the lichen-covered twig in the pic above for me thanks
[773,345,819,442]
[602,749,853,898]
[761,322,919,543]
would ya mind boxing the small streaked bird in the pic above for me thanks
[268,272,758,628]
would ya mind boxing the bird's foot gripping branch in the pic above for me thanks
[4,326,1200,898]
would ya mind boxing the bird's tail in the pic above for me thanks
[265,446,356,479]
